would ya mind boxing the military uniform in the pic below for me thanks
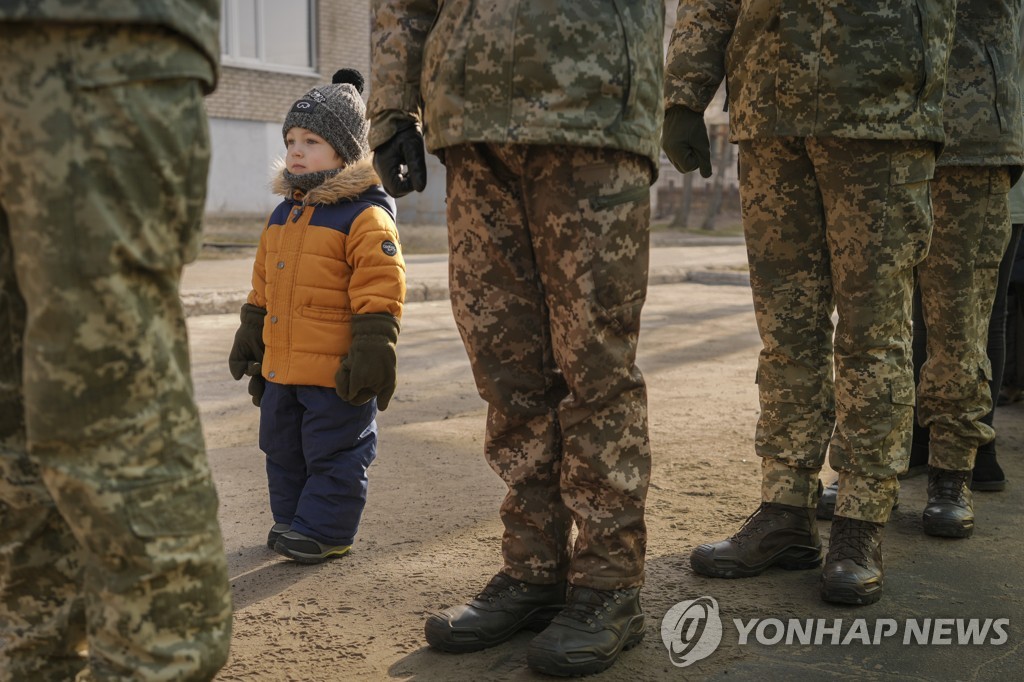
[914,0,1024,472]
[0,3,232,679]
[666,0,955,524]
[370,0,663,592]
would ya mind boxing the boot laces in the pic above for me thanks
[559,587,621,626]
[829,518,878,567]
[731,503,780,543]
[930,469,970,502]
[476,573,523,603]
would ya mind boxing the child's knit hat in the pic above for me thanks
[283,68,369,164]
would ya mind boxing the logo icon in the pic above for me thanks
[661,596,723,667]
[381,240,398,257]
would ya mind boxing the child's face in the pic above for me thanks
[285,127,344,174]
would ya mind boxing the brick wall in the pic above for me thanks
[204,0,371,123]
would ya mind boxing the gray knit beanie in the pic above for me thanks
[282,68,369,164]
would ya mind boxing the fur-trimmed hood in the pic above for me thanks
[271,155,383,205]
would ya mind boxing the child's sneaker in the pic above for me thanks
[274,530,351,564]
[267,523,290,550]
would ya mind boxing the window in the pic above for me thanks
[221,0,316,73]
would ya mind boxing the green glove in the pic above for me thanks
[246,361,265,407]
[662,105,713,178]
[335,313,400,410]
[229,304,266,381]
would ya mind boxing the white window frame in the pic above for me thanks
[221,0,319,76]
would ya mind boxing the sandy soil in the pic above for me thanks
[188,280,1024,681]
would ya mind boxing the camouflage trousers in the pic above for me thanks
[445,143,652,590]
[916,166,1011,470]
[741,137,934,524]
[0,24,231,681]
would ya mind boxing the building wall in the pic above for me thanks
[203,0,374,217]
[653,0,739,222]
[203,0,730,227]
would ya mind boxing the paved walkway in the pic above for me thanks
[180,239,750,316]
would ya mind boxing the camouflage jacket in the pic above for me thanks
[665,0,955,144]
[368,0,665,169]
[939,0,1023,167]
[0,0,219,92]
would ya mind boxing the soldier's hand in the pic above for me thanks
[228,304,267,380]
[662,105,713,178]
[373,125,427,198]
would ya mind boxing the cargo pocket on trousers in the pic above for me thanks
[126,474,219,539]
[70,77,210,276]
[887,376,916,435]
[587,184,651,336]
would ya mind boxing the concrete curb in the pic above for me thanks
[181,268,750,318]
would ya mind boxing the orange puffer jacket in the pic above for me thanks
[247,158,406,388]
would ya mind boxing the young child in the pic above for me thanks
[228,68,406,563]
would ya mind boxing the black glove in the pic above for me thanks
[246,361,265,407]
[229,303,267,380]
[335,313,400,410]
[662,105,713,178]
[372,125,427,198]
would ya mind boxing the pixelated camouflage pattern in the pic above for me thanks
[0,24,231,680]
[917,167,1012,471]
[742,137,935,524]
[0,0,220,92]
[938,0,1023,166]
[368,0,665,168]
[446,143,652,590]
[665,0,955,145]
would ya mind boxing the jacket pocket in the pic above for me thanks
[69,27,212,276]
[986,42,1020,134]
[299,305,350,323]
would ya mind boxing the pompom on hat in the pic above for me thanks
[282,68,369,164]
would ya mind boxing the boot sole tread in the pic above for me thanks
[922,519,974,539]
[691,545,821,578]
[526,620,645,677]
[424,608,561,653]
[820,583,883,605]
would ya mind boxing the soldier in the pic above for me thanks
[663,0,955,605]
[369,0,663,675]
[819,2,1024,528]
[910,1,1023,536]
[0,2,233,679]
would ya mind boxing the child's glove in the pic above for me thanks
[245,361,265,407]
[335,313,400,410]
[229,303,267,382]
[662,105,712,178]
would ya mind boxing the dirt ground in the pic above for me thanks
[187,273,1024,681]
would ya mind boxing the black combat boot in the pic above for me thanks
[424,573,566,653]
[690,502,822,578]
[817,480,899,520]
[971,451,1006,492]
[820,516,884,605]
[922,467,975,538]
[526,585,644,677]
